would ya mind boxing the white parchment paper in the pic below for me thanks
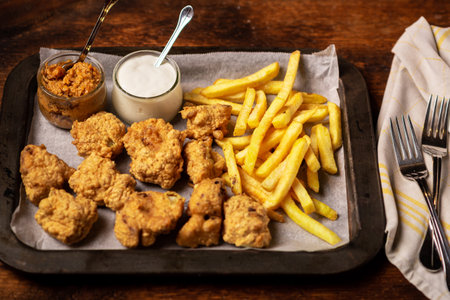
[10,46,349,251]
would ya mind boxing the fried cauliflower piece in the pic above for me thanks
[35,188,98,245]
[114,191,185,248]
[20,144,75,205]
[180,104,232,140]
[223,194,271,248]
[68,154,135,211]
[176,178,226,248]
[183,138,225,184]
[71,111,126,159]
[123,118,185,189]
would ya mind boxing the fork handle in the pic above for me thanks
[433,156,442,213]
[419,226,442,270]
[419,156,443,271]
[416,177,450,287]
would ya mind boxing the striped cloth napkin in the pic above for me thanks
[377,17,450,299]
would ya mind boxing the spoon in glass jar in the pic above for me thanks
[62,0,119,71]
[154,5,194,68]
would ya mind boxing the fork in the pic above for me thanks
[419,95,450,271]
[390,115,450,288]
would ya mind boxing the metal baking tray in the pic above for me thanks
[0,47,385,274]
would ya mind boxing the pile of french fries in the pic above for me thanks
[184,50,343,246]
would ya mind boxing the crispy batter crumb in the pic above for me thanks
[123,118,185,189]
[181,104,232,140]
[223,194,271,248]
[69,154,135,211]
[71,111,126,159]
[177,178,226,248]
[114,191,185,248]
[35,188,98,245]
[20,144,75,206]
[183,137,225,184]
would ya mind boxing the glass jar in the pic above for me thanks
[36,52,107,129]
[112,50,182,124]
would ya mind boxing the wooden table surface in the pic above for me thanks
[0,0,448,299]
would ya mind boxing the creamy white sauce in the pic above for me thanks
[116,54,176,97]
[112,51,183,124]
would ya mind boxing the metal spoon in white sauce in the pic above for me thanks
[154,5,194,68]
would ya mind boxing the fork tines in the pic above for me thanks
[390,115,423,162]
[423,95,450,141]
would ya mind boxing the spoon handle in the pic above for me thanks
[154,5,194,67]
[78,0,119,63]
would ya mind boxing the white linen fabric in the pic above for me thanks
[377,17,450,299]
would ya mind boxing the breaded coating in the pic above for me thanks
[114,191,185,248]
[35,188,98,245]
[69,154,135,211]
[123,118,185,189]
[176,214,222,248]
[20,144,75,206]
[211,150,226,177]
[223,194,271,248]
[71,111,126,158]
[188,178,225,216]
[180,104,232,140]
[183,137,225,184]
[177,178,226,248]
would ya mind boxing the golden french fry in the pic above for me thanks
[235,148,271,166]
[235,127,286,165]
[291,107,317,124]
[193,84,244,103]
[222,92,246,103]
[314,124,338,174]
[328,101,342,150]
[306,168,320,193]
[299,103,328,110]
[304,147,321,172]
[312,198,338,221]
[183,92,242,115]
[310,125,319,156]
[243,51,301,174]
[267,209,286,223]
[247,90,267,129]
[190,87,204,94]
[264,137,309,210]
[223,170,285,223]
[291,178,315,214]
[281,196,341,245]
[211,80,246,102]
[220,141,242,194]
[201,62,280,98]
[259,127,286,152]
[301,92,327,104]
[272,92,304,129]
[255,120,303,178]
[261,158,288,191]
[234,88,256,136]
[260,81,327,104]
[220,136,251,150]
[293,107,328,123]
[260,80,284,94]
[213,78,231,85]
[260,81,298,96]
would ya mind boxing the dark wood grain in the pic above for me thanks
[1,0,447,298]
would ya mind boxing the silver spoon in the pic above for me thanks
[62,0,119,71]
[154,5,194,68]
